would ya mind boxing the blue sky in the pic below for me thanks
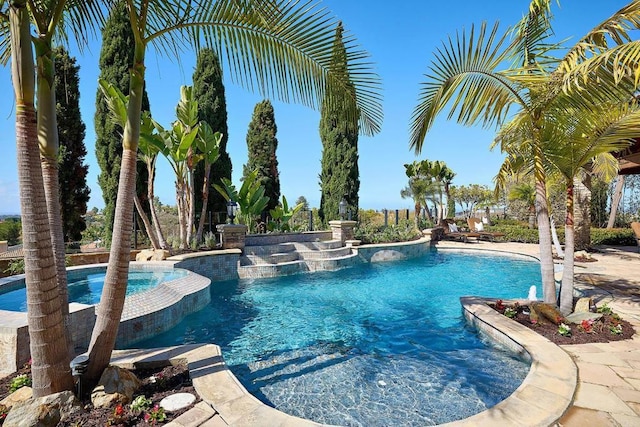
[0,0,633,215]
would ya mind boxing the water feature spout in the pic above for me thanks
[527,285,538,301]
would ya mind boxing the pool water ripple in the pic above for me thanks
[136,249,539,426]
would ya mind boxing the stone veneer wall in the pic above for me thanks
[168,249,242,282]
[115,271,211,347]
[0,303,95,374]
[355,238,432,262]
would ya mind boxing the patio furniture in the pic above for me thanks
[467,217,506,242]
[440,219,480,243]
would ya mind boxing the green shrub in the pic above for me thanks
[4,258,25,275]
[354,220,422,244]
[489,224,542,243]
[590,228,636,246]
[9,374,31,393]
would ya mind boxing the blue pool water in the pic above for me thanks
[0,268,188,312]
[135,249,539,426]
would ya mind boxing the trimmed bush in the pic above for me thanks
[488,224,544,243]
[354,220,422,244]
[591,228,636,246]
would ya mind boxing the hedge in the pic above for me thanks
[489,224,636,246]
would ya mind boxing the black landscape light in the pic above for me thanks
[227,200,238,224]
[339,198,347,220]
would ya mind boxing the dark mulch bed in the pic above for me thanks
[490,301,635,345]
[1,364,200,426]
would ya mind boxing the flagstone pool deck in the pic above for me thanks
[104,241,640,426]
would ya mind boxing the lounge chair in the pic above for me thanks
[467,217,505,242]
[440,219,480,243]
[632,222,640,252]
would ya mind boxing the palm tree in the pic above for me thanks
[4,0,382,391]
[194,123,222,243]
[84,0,383,385]
[508,183,537,229]
[98,79,166,250]
[409,0,639,305]
[2,0,102,396]
[429,160,455,222]
[402,161,430,227]
[542,103,640,314]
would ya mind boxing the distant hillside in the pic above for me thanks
[0,215,20,221]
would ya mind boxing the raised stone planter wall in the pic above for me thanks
[244,231,332,246]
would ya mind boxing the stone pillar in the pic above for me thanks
[329,220,357,245]
[0,241,7,254]
[216,224,248,250]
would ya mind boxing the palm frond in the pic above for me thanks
[0,8,9,65]
[409,21,527,154]
[541,101,640,180]
[26,0,104,50]
[507,0,559,72]
[559,1,640,74]
[137,0,382,136]
[562,40,640,90]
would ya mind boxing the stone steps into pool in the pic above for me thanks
[238,240,359,278]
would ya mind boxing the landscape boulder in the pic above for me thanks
[91,366,142,408]
[530,302,565,325]
[3,391,81,427]
[136,249,170,261]
[0,386,33,409]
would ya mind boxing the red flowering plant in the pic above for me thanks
[106,404,126,426]
[580,319,594,333]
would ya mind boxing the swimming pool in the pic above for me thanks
[0,266,189,312]
[135,249,539,426]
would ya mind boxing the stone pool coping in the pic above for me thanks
[453,296,576,426]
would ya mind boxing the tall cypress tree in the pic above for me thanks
[193,49,232,222]
[319,22,360,224]
[54,47,90,242]
[243,100,280,211]
[95,1,150,244]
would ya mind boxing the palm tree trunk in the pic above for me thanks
[186,170,195,245]
[196,162,212,242]
[573,176,591,250]
[37,44,73,359]
[607,176,624,228]
[10,0,74,396]
[560,184,575,315]
[413,201,421,230]
[134,194,160,249]
[177,182,187,248]
[147,161,168,249]
[528,205,536,229]
[85,40,146,385]
[533,146,556,305]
